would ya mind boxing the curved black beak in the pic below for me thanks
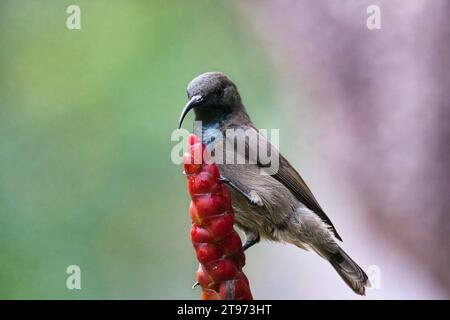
[178,95,204,129]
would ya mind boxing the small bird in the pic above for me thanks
[178,72,370,295]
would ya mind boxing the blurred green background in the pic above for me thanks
[2,0,448,300]
[0,0,279,298]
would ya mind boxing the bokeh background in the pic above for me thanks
[0,0,448,299]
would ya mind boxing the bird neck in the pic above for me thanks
[194,105,230,126]
[196,122,222,150]
[193,110,252,150]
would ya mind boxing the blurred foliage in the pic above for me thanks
[0,0,277,298]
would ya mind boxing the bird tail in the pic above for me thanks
[291,207,370,295]
[325,246,370,295]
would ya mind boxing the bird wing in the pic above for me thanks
[224,124,342,241]
[270,152,342,241]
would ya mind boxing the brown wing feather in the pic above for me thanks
[271,155,342,241]
[245,124,343,241]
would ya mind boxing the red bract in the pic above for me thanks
[183,134,253,300]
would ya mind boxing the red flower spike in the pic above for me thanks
[221,232,243,256]
[229,251,246,269]
[187,172,220,195]
[196,265,213,288]
[190,224,214,243]
[194,243,224,264]
[201,289,221,300]
[206,213,235,241]
[183,134,253,300]
[188,134,199,146]
[192,194,231,218]
[205,258,239,282]
[217,277,251,300]
[201,163,220,181]
[189,202,202,224]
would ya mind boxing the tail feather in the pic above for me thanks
[327,247,370,295]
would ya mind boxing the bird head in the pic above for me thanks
[178,72,243,128]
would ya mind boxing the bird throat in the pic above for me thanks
[194,121,222,151]
[193,104,231,149]
[194,104,230,125]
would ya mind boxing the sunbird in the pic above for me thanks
[178,72,370,295]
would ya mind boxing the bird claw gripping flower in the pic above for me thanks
[183,134,253,300]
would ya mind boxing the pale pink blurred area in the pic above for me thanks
[234,0,450,299]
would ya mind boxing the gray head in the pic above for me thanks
[178,72,244,128]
